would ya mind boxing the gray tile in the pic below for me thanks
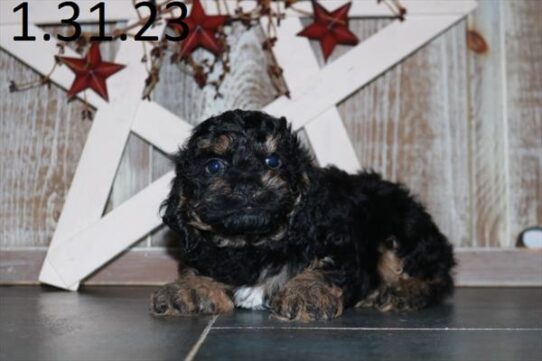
[214,288,542,329]
[1,287,541,361]
[0,286,211,361]
[196,329,542,361]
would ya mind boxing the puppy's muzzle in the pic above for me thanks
[218,209,275,236]
[232,182,259,203]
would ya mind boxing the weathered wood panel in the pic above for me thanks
[503,0,542,246]
[1,3,541,273]
[153,23,279,125]
[339,19,471,247]
[467,2,508,247]
[3,248,541,287]
[106,134,152,247]
[0,51,91,247]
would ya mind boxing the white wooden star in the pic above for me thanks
[0,0,477,290]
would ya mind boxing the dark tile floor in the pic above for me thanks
[0,287,541,361]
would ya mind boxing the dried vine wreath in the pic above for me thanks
[9,0,406,119]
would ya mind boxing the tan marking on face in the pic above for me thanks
[213,134,232,154]
[187,210,213,231]
[261,171,287,190]
[198,134,233,155]
[265,135,279,153]
[208,178,232,194]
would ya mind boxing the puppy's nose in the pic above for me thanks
[233,183,258,201]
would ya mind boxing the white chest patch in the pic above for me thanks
[233,286,266,310]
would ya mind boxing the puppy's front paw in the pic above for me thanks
[270,272,343,321]
[150,276,234,316]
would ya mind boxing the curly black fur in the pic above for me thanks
[153,110,455,320]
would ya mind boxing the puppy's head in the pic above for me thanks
[163,110,312,247]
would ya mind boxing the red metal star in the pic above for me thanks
[297,1,359,62]
[57,42,125,102]
[169,0,229,58]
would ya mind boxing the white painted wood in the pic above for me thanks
[304,108,361,173]
[132,101,193,154]
[265,17,360,172]
[502,0,542,247]
[132,100,359,175]
[38,24,167,289]
[264,15,469,130]
[0,1,476,290]
[467,3,508,247]
[265,18,319,92]
[46,171,174,289]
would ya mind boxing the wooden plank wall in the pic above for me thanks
[1,1,541,278]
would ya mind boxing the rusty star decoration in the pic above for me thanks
[169,0,229,58]
[57,42,125,102]
[297,1,359,62]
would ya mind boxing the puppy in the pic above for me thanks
[150,110,455,321]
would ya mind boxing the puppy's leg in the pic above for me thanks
[358,229,454,312]
[270,267,344,322]
[150,269,234,316]
[353,174,455,311]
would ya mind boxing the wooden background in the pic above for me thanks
[1,1,541,283]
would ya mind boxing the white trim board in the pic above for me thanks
[0,0,477,290]
[2,249,541,287]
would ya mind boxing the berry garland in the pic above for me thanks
[8,0,406,119]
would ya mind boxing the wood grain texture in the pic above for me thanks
[2,248,540,287]
[502,0,542,246]
[0,50,90,247]
[0,248,179,285]
[454,249,542,286]
[1,4,541,264]
[153,23,279,125]
[106,134,152,248]
[338,19,471,247]
[467,2,507,247]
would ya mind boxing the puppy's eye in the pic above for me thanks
[265,154,281,169]
[206,159,224,174]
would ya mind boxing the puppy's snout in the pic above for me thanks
[233,182,259,201]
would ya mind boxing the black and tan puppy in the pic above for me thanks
[150,110,455,321]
